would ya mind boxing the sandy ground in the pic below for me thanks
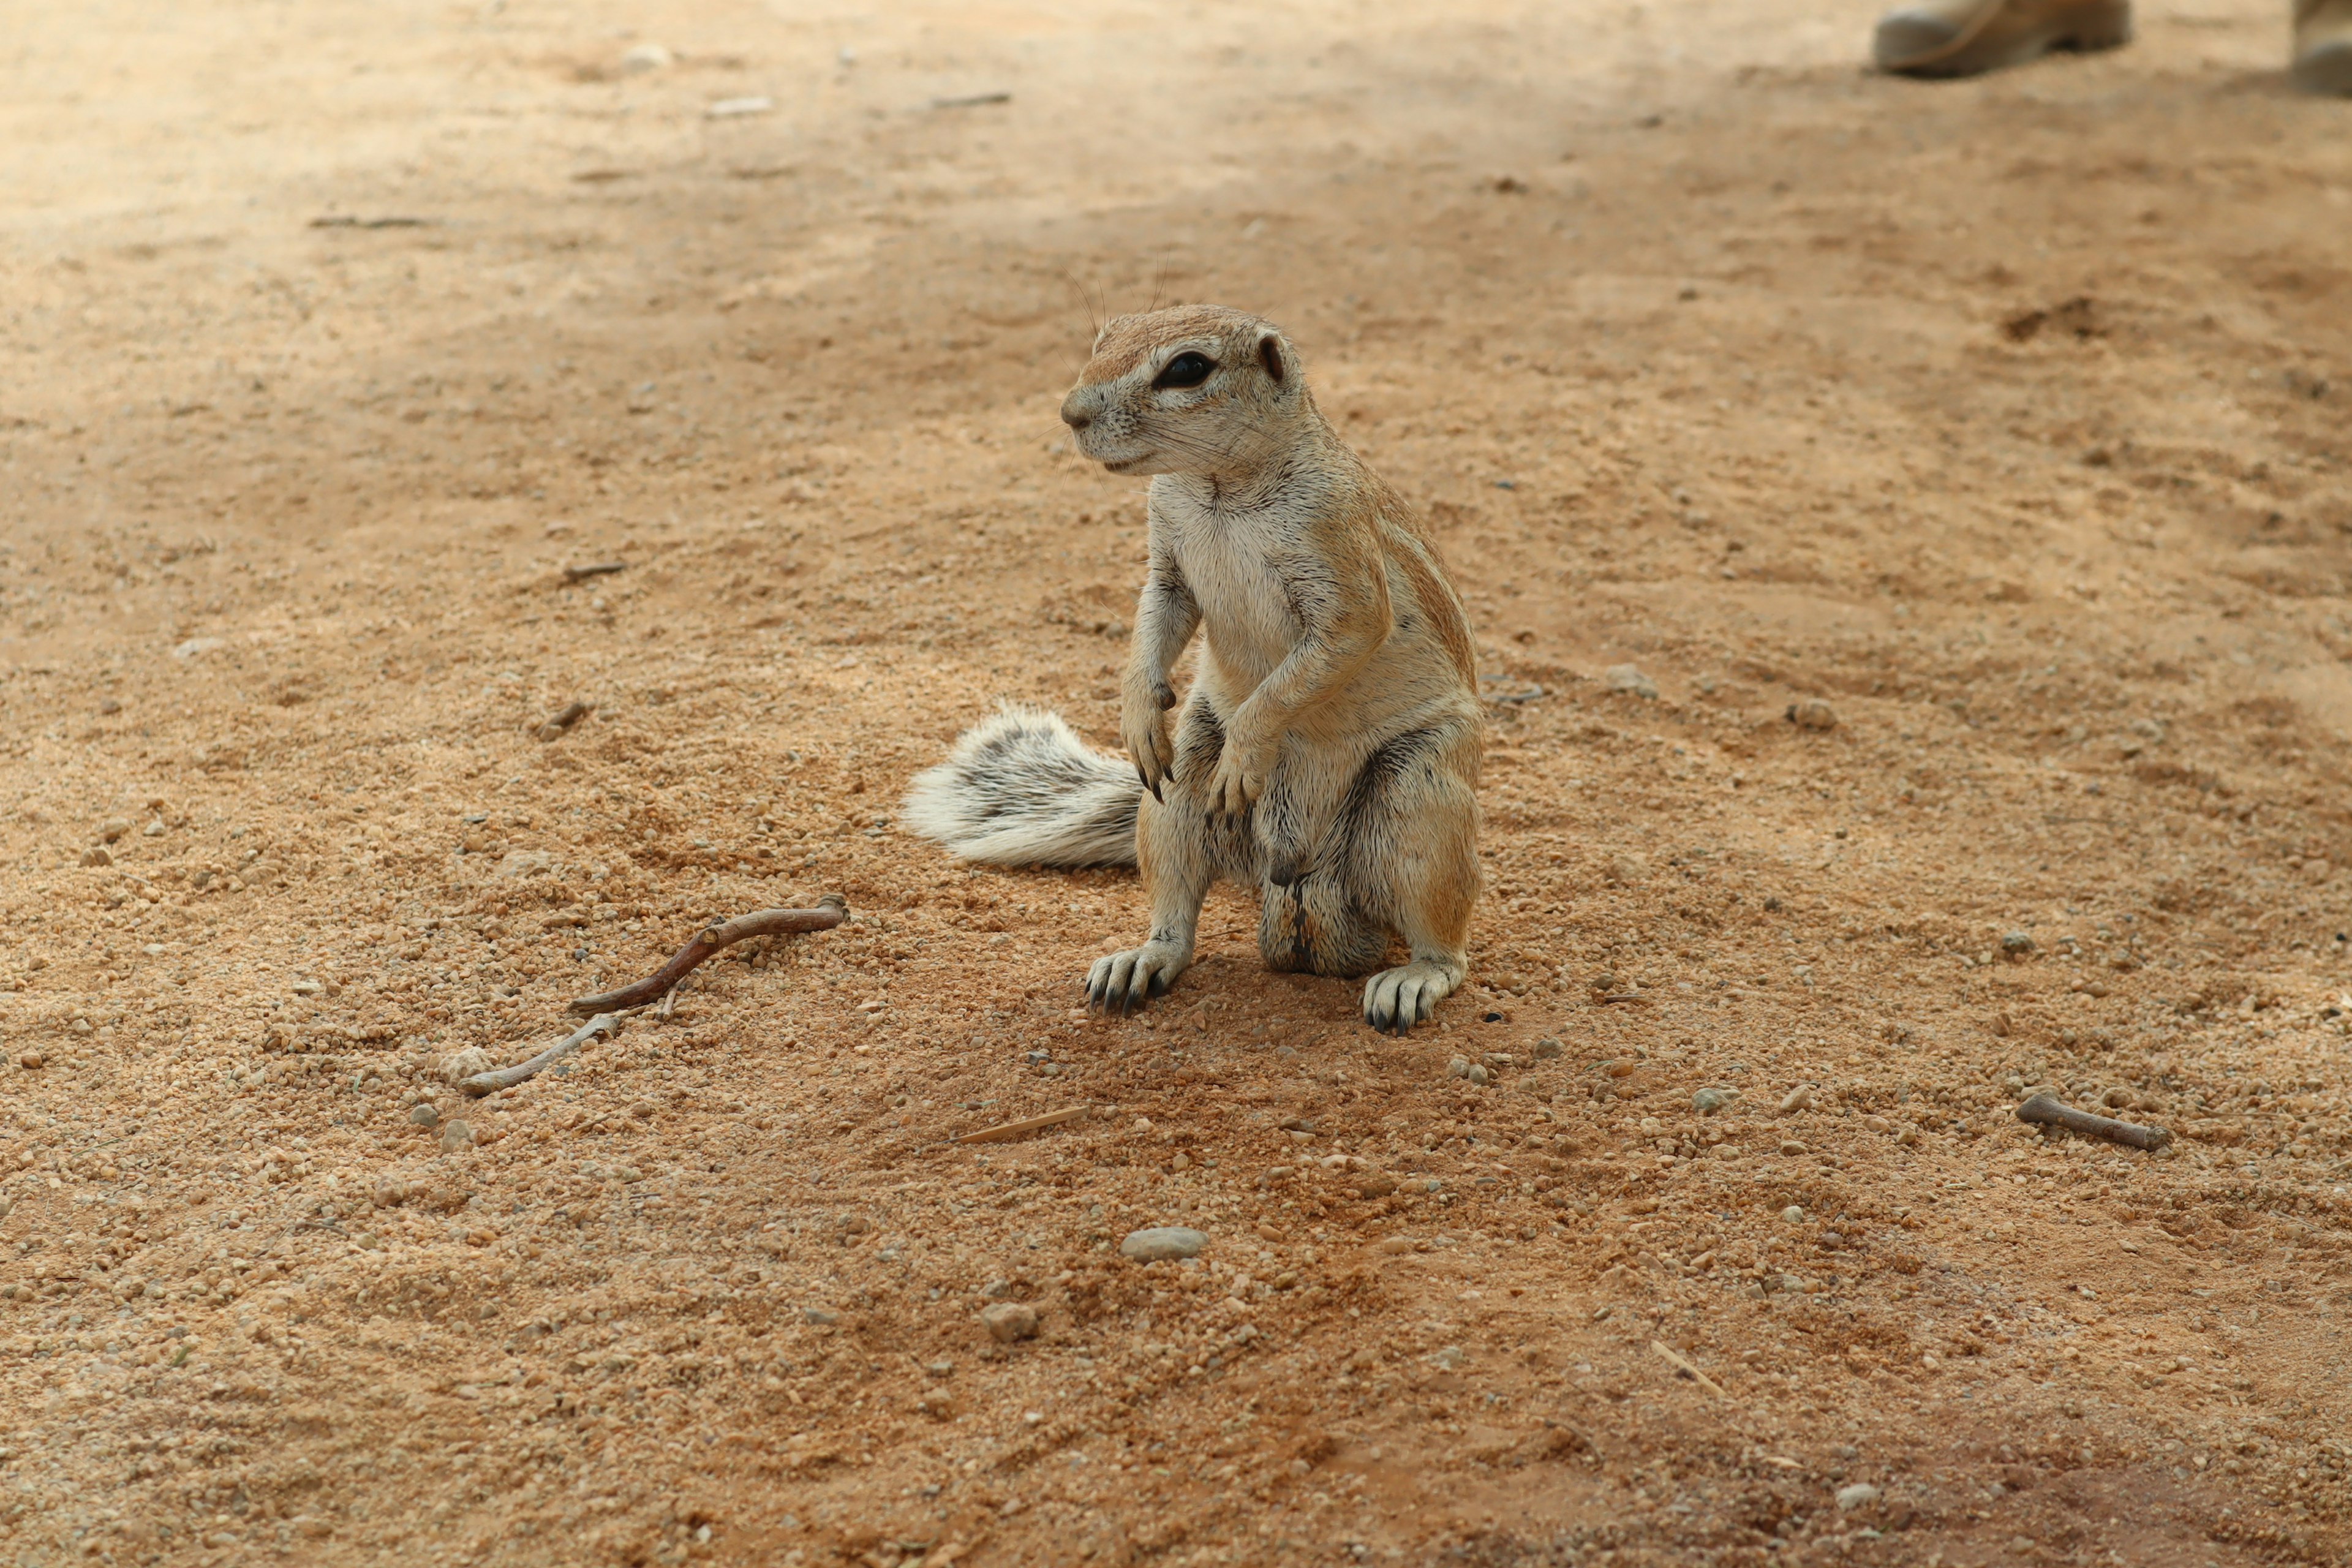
[2,1,2351,1564]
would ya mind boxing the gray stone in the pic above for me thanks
[2000,930,2035,955]
[980,1302,1039,1343]
[497,850,554,880]
[1786,698,1838,731]
[408,1103,441,1130]
[1781,1205,1805,1224]
[1694,1087,1740,1115]
[1604,664,1659,699]
[1532,1038,1563,1060]
[439,1120,475,1153]
[1835,1482,1881,1512]
[1120,1226,1208,1262]
[802,1306,839,1325]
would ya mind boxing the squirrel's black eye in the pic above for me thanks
[1153,352,1215,390]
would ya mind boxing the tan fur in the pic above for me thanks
[1060,304,1483,1033]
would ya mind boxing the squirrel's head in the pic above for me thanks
[1060,304,1308,478]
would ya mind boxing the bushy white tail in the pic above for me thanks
[902,707,1140,868]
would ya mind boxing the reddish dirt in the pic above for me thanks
[2,2,2350,1566]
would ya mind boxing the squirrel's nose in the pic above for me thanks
[1060,394,1092,431]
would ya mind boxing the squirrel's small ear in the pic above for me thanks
[1257,334,1286,385]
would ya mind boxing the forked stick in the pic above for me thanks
[461,1013,620,1096]
[568,894,849,1016]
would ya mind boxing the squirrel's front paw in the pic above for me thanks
[1121,684,1177,799]
[1122,713,1174,800]
[1206,747,1267,817]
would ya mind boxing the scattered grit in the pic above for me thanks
[2,1,2351,1564]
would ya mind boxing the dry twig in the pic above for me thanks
[460,1013,621,1096]
[569,895,848,1016]
[952,1106,1088,1146]
[309,215,432,229]
[564,562,628,583]
[1651,1339,1729,1400]
[535,701,592,741]
[2016,1091,2173,1151]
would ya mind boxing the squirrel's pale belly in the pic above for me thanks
[1148,465,1476,758]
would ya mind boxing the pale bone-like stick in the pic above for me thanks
[459,1014,620,1097]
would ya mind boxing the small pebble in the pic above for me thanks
[2001,930,2035,955]
[803,1307,840,1325]
[620,42,673,72]
[99,818,131,843]
[1120,1227,1208,1262]
[1532,1038,1562,1060]
[441,1047,494,1085]
[1786,698,1838,731]
[17,1050,42,1071]
[1605,853,1647,886]
[1779,1087,1812,1114]
[1693,1087,1739,1115]
[1778,1139,1808,1156]
[440,1120,475,1152]
[81,847,111,867]
[408,1104,442,1130]
[1835,1482,1881,1512]
[980,1302,1039,1343]
[1781,1205,1805,1224]
[1604,663,1659,699]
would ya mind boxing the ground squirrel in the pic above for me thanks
[904,304,1482,1033]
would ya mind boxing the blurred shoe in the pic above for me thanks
[1874,0,2132,75]
[2296,0,2352,93]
